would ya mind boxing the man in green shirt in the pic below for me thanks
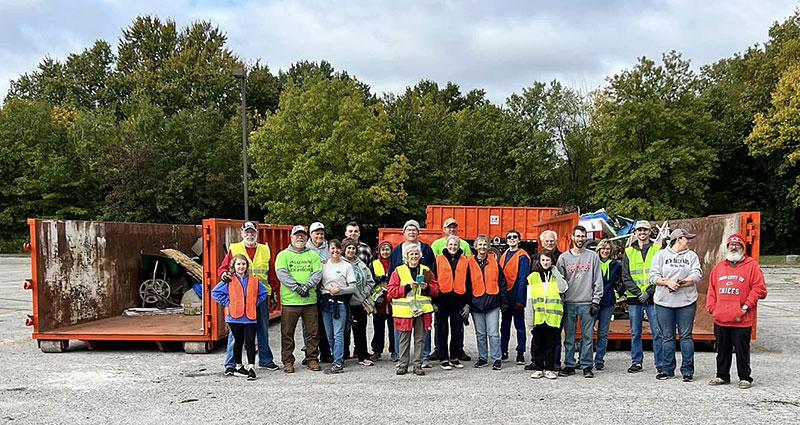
[276,225,323,373]
[431,217,472,257]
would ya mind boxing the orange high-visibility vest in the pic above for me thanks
[499,249,530,291]
[436,253,469,295]
[228,274,259,320]
[468,253,500,297]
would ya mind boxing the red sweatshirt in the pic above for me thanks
[706,256,767,327]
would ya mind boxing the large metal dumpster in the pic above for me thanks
[25,218,290,353]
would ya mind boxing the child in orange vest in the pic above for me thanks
[212,253,268,380]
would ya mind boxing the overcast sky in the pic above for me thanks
[1,0,798,105]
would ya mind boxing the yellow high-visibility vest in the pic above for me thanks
[528,272,563,328]
[624,243,660,297]
[391,264,434,318]
[229,242,271,295]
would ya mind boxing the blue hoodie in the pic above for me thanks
[211,273,269,324]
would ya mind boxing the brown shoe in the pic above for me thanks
[307,359,321,371]
[283,363,295,374]
[524,363,536,371]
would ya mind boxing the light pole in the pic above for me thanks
[232,67,248,220]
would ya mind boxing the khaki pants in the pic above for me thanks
[397,317,425,368]
[281,304,319,365]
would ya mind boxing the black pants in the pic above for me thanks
[532,324,560,371]
[714,324,752,383]
[229,322,256,366]
[351,304,371,361]
[372,312,396,355]
[317,303,331,357]
[435,300,464,361]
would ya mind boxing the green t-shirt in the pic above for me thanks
[431,237,472,257]
[275,248,322,306]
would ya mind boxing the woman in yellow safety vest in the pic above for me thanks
[370,240,396,362]
[527,249,568,380]
[387,243,440,376]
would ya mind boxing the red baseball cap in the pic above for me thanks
[726,233,745,247]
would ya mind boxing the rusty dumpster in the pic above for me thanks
[25,218,290,353]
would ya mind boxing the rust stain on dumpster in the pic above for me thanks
[34,220,200,331]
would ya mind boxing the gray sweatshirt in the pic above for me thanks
[556,248,603,305]
[346,257,376,306]
[649,246,703,308]
[275,244,322,291]
[320,259,356,297]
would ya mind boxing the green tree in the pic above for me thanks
[249,74,409,226]
[590,52,717,219]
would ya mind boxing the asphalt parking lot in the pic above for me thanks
[1,256,799,424]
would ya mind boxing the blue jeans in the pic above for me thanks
[655,303,696,376]
[563,303,593,369]
[225,301,272,368]
[321,300,348,366]
[594,303,614,366]
[629,303,663,367]
[501,307,526,353]
[472,308,501,363]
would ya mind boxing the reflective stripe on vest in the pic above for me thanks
[391,264,434,318]
[624,243,661,297]
[228,274,259,320]
[230,242,271,294]
[435,254,468,295]
[527,272,563,328]
[500,249,530,291]
[468,253,500,297]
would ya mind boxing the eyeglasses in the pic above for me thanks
[507,235,519,240]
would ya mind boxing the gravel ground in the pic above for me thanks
[1,257,799,424]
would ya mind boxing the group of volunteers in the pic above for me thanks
[211,217,767,389]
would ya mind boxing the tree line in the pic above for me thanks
[2,14,800,253]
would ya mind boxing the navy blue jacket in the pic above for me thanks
[599,259,622,307]
[469,255,507,313]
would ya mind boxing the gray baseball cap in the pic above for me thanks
[669,228,696,239]
[633,220,651,230]
[291,225,308,236]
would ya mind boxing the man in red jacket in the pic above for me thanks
[706,233,767,389]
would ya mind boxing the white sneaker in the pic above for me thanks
[440,361,453,370]
[544,370,558,380]
[358,359,374,367]
[450,359,464,369]
[530,370,544,379]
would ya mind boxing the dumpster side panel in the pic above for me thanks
[425,205,561,241]
[527,213,579,254]
[32,219,200,332]
[377,228,441,248]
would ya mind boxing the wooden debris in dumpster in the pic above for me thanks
[160,248,203,282]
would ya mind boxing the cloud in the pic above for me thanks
[0,0,797,105]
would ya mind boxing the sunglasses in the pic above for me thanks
[507,235,519,240]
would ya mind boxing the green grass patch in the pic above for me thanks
[760,255,799,265]
[0,237,27,254]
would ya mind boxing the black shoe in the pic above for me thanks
[429,350,441,361]
[501,351,509,361]
[301,358,308,366]
[260,362,280,371]
[515,352,525,365]
[595,363,604,371]
[657,366,663,374]
[234,366,249,377]
[628,364,643,373]
[458,350,472,362]
[583,367,594,378]
[656,373,674,380]
[321,355,334,363]
[474,359,488,368]
[683,375,694,382]
[524,363,536,371]
[492,360,502,370]
[224,367,235,376]
[558,367,576,377]
[247,368,257,381]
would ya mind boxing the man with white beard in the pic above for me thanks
[706,233,768,389]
